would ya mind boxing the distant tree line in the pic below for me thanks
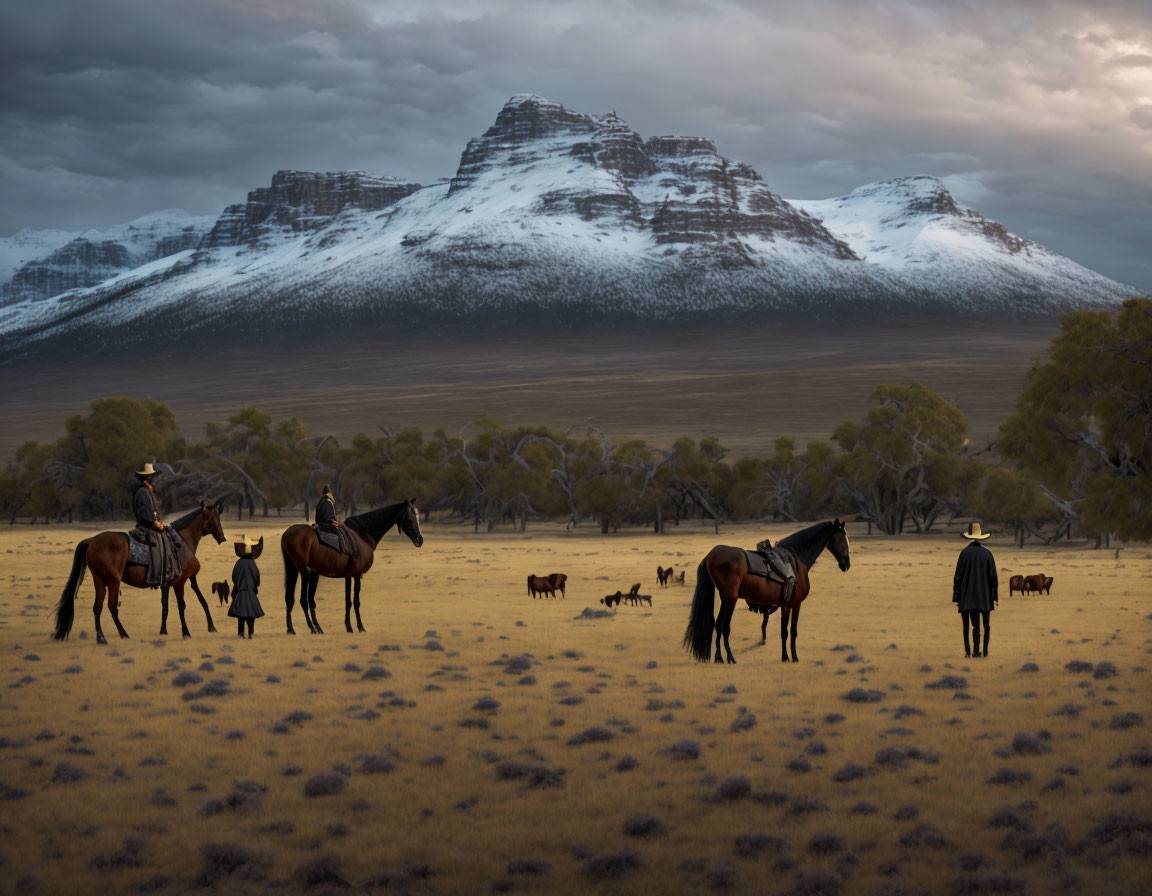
[2,299,1147,545]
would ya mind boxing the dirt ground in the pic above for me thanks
[1,518,1149,895]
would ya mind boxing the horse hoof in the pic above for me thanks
[207,626,217,633]
[357,627,366,634]
[96,634,108,645]
[287,630,296,636]
[159,628,167,636]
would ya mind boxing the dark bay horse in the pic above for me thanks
[683,519,851,664]
[53,502,227,644]
[280,499,423,634]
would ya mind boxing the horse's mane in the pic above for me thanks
[777,521,835,568]
[169,506,206,532]
[343,501,408,543]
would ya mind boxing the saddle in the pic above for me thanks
[313,524,356,556]
[127,527,186,586]
[746,540,797,606]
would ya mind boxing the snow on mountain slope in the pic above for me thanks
[0,209,215,306]
[0,97,1141,355]
[789,176,1128,309]
[0,228,77,287]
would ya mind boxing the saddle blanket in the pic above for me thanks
[313,524,354,554]
[744,547,795,584]
[126,528,185,570]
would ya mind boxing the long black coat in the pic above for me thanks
[953,541,998,613]
[228,557,264,619]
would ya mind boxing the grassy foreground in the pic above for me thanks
[1,520,1149,895]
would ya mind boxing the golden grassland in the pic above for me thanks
[1,519,1149,896]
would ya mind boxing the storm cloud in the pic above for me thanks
[2,0,1149,290]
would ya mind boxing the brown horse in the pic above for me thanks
[547,572,567,598]
[528,575,554,599]
[53,502,227,644]
[683,519,851,664]
[280,500,423,634]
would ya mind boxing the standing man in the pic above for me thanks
[952,521,999,658]
[133,461,173,587]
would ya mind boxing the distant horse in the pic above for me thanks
[1009,575,1025,597]
[1022,574,1052,596]
[547,572,568,598]
[280,500,423,634]
[528,575,554,599]
[211,581,231,605]
[601,591,622,607]
[657,566,673,587]
[53,502,227,644]
[683,519,851,664]
[675,570,685,586]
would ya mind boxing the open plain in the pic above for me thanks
[1,519,1149,895]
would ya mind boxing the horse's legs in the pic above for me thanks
[719,598,738,664]
[353,577,365,633]
[284,564,298,635]
[107,579,130,640]
[788,603,800,662]
[779,607,791,662]
[159,585,170,635]
[299,572,314,634]
[344,578,353,634]
[760,608,769,644]
[173,583,191,639]
[188,576,216,633]
[92,575,109,645]
[307,571,324,634]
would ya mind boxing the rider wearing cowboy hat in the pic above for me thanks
[133,461,174,587]
[952,521,999,658]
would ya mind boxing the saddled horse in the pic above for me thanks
[53,502,227,644]
[683,519,851,664]
[280,499,423,634]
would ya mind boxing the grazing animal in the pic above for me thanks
[211,580,231,605]
[1021,574,1053,595]
[547,572,568,598]
[601,591,622,607]
[657,566,673,587]
[1008,574,1025,597]
[53,502,227,644]
[675,570,685,586]
[280,500,423,634]
[683,519,851,664]
[528,575,554,599]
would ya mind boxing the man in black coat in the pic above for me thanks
[952,521,999,658]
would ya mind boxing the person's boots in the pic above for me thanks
[237,620,245,638]
[963,624,971,658]
[982,630,989,658]
[971,625,981,657]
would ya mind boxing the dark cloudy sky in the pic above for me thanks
[2,0,1150,290]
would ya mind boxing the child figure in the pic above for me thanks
[229,535,264,638]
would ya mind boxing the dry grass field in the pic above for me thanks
[1,519,1149,896]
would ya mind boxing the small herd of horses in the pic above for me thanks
[1009,573,1054,596]
[526,573,568,599]
[601,583,653,607]
[50,498,856,663]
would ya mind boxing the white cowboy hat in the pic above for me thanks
[963,521,992,540]
[135,461,159,478]
[234,534,264,559]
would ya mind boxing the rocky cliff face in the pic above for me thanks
[0,97,1140,355]
[1,211,214,305]
[204,170,422,249]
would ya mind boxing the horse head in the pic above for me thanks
[828,518,851,572]
[201,499,228,545]
[401,499,424,548]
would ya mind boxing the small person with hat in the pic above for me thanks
[229,535,264,638]
[952,521,999,658]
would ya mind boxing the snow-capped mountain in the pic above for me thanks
[0,209,215,306]
[0,95,1140,355]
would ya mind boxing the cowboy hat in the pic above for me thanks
[962,521,991,540]
[135,461,159,479]
[233,534,264,559]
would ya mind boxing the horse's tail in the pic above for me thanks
[682,559,716,662]
[53,538,91,641]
